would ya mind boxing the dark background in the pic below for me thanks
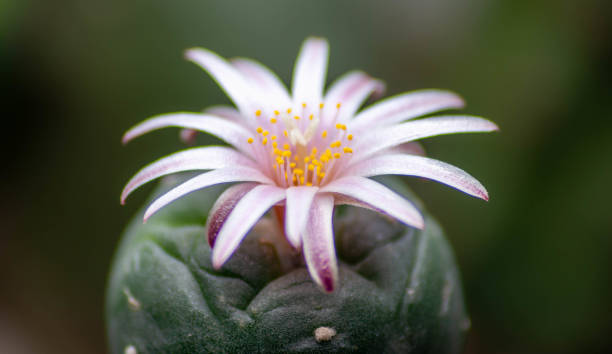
[2,0,611,353]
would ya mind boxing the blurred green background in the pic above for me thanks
[2,0,611,353]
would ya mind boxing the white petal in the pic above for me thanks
[302,194,338,292]
[185,48,255,114]
[353,115,499,161]
[232,58,291,108]
[344,154,489,200]
[321,176,424,229]
[284,186,319,248]
[122,113,254,157]
[121,146,254,204]
[323,71,385,123]
[143,167,272,221]
[203,105,245,124]
[291,37,329,105]
[212,185,286,268]
[206,182,258,247]
[350,90,465,131]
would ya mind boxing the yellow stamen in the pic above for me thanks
[255,109,261,117]
[272,141,278,148]
[262,138,268,145]
[290,162,296,168]
[283,130,288,137]
[294,115,300,120]
[308,164,315,171]
[343,147,353,153]
[276,157,284,164]
[302,102,307,108]
[319,103,324,109]
[274,110,280,116]
[283,143,290,150]
[321,130,328,138]
[334,153,341,159]
[270,118,277,124]
[330,141,342,148]
[282,150,292,158]
[309,114,314,120]
[287,108,292,114]
[347,134,353,141]
[293,168,304,175]
[335,123,347,130]
[336,103,342,109]
[247,137,254,144]
[256,127,263,133]
[262,130,269,136]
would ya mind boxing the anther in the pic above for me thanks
[347,134,353,141]
[274,110,280,115]
[343,147,353,153]
[333,153,341,159]
[319,103,324,109]
[256,127,263,133]
[302,102,307,108]
[287,108,292,114]
[262,130,269,136]
[321,131,328,138]
[255,110,262,117]
[247,137,254,144]
[336,103,342,109]
[294,115,300,120]
[270,118,277,124]
[262,138,268,145]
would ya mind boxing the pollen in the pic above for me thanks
[333,153,341,159]
[330,141,342,148]
[343,147,353,153]
[335,123,347,130]
[255,109,262,117]
[309,114,314,120]
[262,130,269,136]
[347,134,353,141]
[319,103,324,109]
[262,138,268,145]
[287,108,292,114]
[274,110,280,116]
[302,102,307,108]
[336,102,342,109]
[321,130,328,138]
[271,135,277,140]
[256,127,263,134]
[294,115,300,120]
[270,118,277,124]
[247,137,254,144]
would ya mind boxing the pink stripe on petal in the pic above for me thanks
[122,113,254,156]
[121,146,254,204]
[185,48,254,114]
[323,71,385,123]
[212,185,286,268]
[206,183,257,247]
[351,90,465,130]
[353,115,499,161]
[143,167,272,222]
[284,186,319,248]
[292,37,329,105]
[321,176,424,229]
[232,58,291,107]
[302,194,338,292]
[344,154,489,200]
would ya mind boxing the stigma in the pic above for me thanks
[245,102,354,187]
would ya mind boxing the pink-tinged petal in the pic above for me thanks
[212,185,286,268]
[122,113,254,156]
[382,142,426,156]
[321,176,424,229]
[353,115,499,161]
[284,186,319,248]
[232,58,291,107]
[302,194,338,292]
[203,105,245,124]
[350,90,465,130]
[344,154,489,200]
[291,37,329,105]
[143,167,272,222]
[185,48,254,113]
[206,182,257,247]
[121,146,254,204]
[323,71,385,123]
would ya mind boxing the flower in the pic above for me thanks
[121,37,498,292]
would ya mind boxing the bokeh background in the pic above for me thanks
[2,0,611,353]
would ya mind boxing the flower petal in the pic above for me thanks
[185,48,255,113]
[284,186,319,248]
[353,115,499,161]
[206,182,258,247]
[291,37,329,105]
[203,105,245,124]
[323,71,385,124]
[122,112,254,156]
[232,58,292,108]
[302,194,338,292]
[344,154,489,200]
[143,167,272,221]
[350,90,465,131]
[121,146,254,204]
[212,185,286,268]
[321,176,424,229]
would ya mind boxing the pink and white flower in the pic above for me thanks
[121,37,498,292]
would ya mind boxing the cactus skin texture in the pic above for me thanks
[106,175,469,353]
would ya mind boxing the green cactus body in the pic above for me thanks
[106,176,469,353]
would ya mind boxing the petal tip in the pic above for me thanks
[321,276,335,293]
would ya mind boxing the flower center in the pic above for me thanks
[246,103,354,187]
